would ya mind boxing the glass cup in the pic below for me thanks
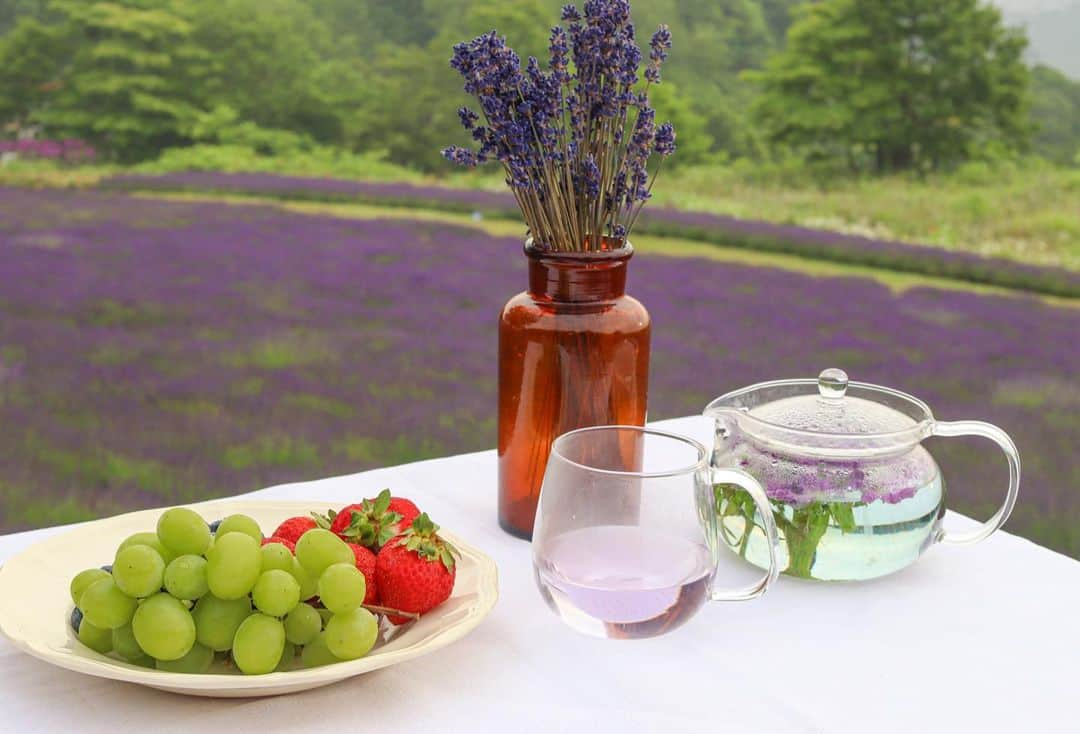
[532,426,780,639]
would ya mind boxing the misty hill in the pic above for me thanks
[1002,1,1080,78]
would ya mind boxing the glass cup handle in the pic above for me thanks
[709,468,780,601]
[932,420,1020,546]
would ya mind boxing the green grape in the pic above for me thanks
[156,507,211,556]
[276,642,296,672]
[215,514,263,544]
[251,569,301,617]
[163,555,209,600]
[156,643,214,674]
[113,545,165,598]
[118,532,176,564]
[260,542,293,572]
[70,568,110,606]
[132,593,196,661]
[324,609,378,661]
[112,623,144,661]
[317,563,366,615]
[300,632,341,668]
[317,607,333,625]
[284,603,322,646]
[232,613,286,675]
[80,578,138,630]
[206,532,261,600]
[295,529,353,578]
[289,558,317,600]
[192,594,252,652]
[130,654,157,668]
[78,618,113,654]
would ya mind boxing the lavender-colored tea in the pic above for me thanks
[534,525,712,638]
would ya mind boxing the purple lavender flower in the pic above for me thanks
[626,107,656,202]
[549,26,571,85]
[581,155,601,200]
[655,122,676,157]
[444,1,676,252]
[646,25,671,83]
[441,146,480,168]
[458,107,479,131]
[877,487,918,505]
[767,485,804,506]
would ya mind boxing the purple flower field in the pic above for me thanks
[1,187,1077,557]
[105,172,1080,297]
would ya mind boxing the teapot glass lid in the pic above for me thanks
[704,369,935,456]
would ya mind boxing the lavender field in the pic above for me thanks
[1,187,1077,557]
[106,172,1080,297]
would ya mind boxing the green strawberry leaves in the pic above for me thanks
[312,490,403,550]
[312,492,457,571]
[409,513,437,536]
[396,513,460,571]
[371,489,392,516]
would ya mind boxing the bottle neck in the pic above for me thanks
[526,247,632,303]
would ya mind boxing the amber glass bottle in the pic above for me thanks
[497,239,651,539]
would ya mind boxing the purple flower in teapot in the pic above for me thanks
[705,369,1020,582]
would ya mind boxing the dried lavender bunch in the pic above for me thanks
[443,1,676,253]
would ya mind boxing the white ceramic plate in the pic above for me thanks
[0,499,499,697]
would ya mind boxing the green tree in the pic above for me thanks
[0,17,68,127]
[634,0,775,157]
[348,42,465,170]
[649,82,714,167]
[760,0,801,43]
[751,0,1031,172]
[0,0,50,35]
[449,0,554,62]
[348,0,555,170]
[307,0,374,55]
[368,0,438,47]
[26,0,210,160]
[1029,65,1080,166]
[189,0,343,144]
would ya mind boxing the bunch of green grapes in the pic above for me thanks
[68,509,378,674]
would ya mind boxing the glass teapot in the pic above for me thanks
[704,368,1020,581]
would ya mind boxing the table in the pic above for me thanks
[1,416,1075,733]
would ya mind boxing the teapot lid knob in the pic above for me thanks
[818,368,849,400]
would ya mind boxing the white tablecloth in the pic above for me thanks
[1,416,1075,733]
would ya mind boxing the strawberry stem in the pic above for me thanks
[362,603,421,621]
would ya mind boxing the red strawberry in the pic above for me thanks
[375,513,458,624]
[261,536,296,553]
[328,503,366,538]
[347,543,378,604]
[387,497,421,529]
[314,490,419,550]
[272,517,316,545]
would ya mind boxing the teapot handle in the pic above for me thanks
[932,420,1020,546]
[708,468,780,601]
